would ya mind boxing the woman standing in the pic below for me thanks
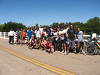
[77,27,84,53]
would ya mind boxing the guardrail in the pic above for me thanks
[0,32,99,41]
[0,32,9,39]
[0,32,16,40]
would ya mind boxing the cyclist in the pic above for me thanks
[77,27,84,53]
[67,25,76,54]
[8,28,15,44]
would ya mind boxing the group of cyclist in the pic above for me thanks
[8,24,85,55]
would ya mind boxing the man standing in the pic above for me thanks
[8,28,15,44]
[27,28,33,40]
[67,25,76,54]
[16,29,21,44]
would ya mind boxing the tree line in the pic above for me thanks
[0,22,26,32]
[0,17,100,34]
[50,17,100,34]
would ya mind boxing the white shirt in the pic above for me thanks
[92,33,97,39]
[35,30,41,38]
[59,31,63,35]
[39,28,43,33]
[8,30,14,36]
[44,32,47,36]
[63,28,69,33]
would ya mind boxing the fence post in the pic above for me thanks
[4,32,6,38]
[0,32,17,40]
[0,32,1,38]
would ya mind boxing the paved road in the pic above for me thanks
[0,50,57,75]
[0,39,100,75]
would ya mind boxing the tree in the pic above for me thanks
[86,17,100,34]
[51,22,59,28]
[2,22,26,32]
[0,24,4,32]
[72,22,86,32]
[0,17,100,35]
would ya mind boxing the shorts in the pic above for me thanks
[78,41,84,46]
[61,40,65,44]
[65,40,70,45]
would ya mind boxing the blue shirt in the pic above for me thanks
[77,31,83,41]
[27,30,32,38]
[48,29,51,37]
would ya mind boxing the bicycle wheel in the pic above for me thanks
[87,46,95,55]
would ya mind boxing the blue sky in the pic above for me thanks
[0,0,100,26]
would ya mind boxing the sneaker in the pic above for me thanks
[43,50,46,53]
[66,50,69,55]
[64,51,67,54]
[61,50,65,53]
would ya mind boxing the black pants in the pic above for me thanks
[16,36,20,44]
[9,36,14,44]
[53,43,58,51]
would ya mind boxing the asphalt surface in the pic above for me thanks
[0,50,57,75]
[0,39,100,75]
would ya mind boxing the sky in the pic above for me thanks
[0,0,100,26]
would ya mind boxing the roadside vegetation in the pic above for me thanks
[0,17,100,34]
